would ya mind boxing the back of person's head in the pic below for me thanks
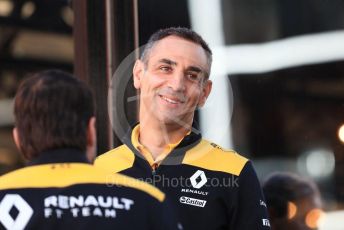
[263,172,323,230]
[14,69,95,160]
[141,27,213,74]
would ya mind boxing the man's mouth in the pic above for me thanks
[159,95,184,104]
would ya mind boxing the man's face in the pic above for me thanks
[133,36,212,127]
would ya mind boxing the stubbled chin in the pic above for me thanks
[156,109,194,126]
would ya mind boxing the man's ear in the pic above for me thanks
[12,127,21,152]
[86,116,97,162]
[198,80,212,107]
[133,59,144,89]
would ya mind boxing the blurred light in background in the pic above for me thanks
[287,201,297,219]
[0,148,16,166]
[12,31,73,62]
[0,99,14,127]
[305,208,324,229]
[319,210,344,230]
[212,30,344,76]
[0,0,13,16]
[338,124,344,143]
[297,148,335,180]
[61,6,74,27]
[21,1,35,19]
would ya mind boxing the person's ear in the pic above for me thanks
[198,79,212,107]
[86,116,97,162]
[12,127,21,152]
[133,59,145,89]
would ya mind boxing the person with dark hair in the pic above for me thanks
[13,70,96,162]
[263,172,323,230]
[0,70,181,230]
[95,27,270,229]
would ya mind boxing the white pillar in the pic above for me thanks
[188,0,234,149]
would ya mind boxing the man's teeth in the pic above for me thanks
[162,96,178,104]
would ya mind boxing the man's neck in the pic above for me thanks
[138,121,191,160]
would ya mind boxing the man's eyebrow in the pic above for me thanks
[186,66,202,73]
[158,58,209,77]
[187,66,210,79]
[158,58,177,66]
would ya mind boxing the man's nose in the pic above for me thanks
[168,72,186,91]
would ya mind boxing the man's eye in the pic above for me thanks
[160,66,172,72]
[186,73,201,82]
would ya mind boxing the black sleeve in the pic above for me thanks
[231,161,271,230]
[149,196,183,230]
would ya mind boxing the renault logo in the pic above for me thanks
[190,170,207,189]
[0,194,33,230]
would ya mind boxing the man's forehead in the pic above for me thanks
[151,35,202,51]
[147,36,209,67]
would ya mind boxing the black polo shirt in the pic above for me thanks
[0,148,181,230]
[95,129,271,230]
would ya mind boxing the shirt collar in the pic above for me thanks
[131,124,190,168]
[27,148,89,166]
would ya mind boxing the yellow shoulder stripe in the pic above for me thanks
[0,163,165,202]
[182,140,248,176]
[94,145,135,173]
